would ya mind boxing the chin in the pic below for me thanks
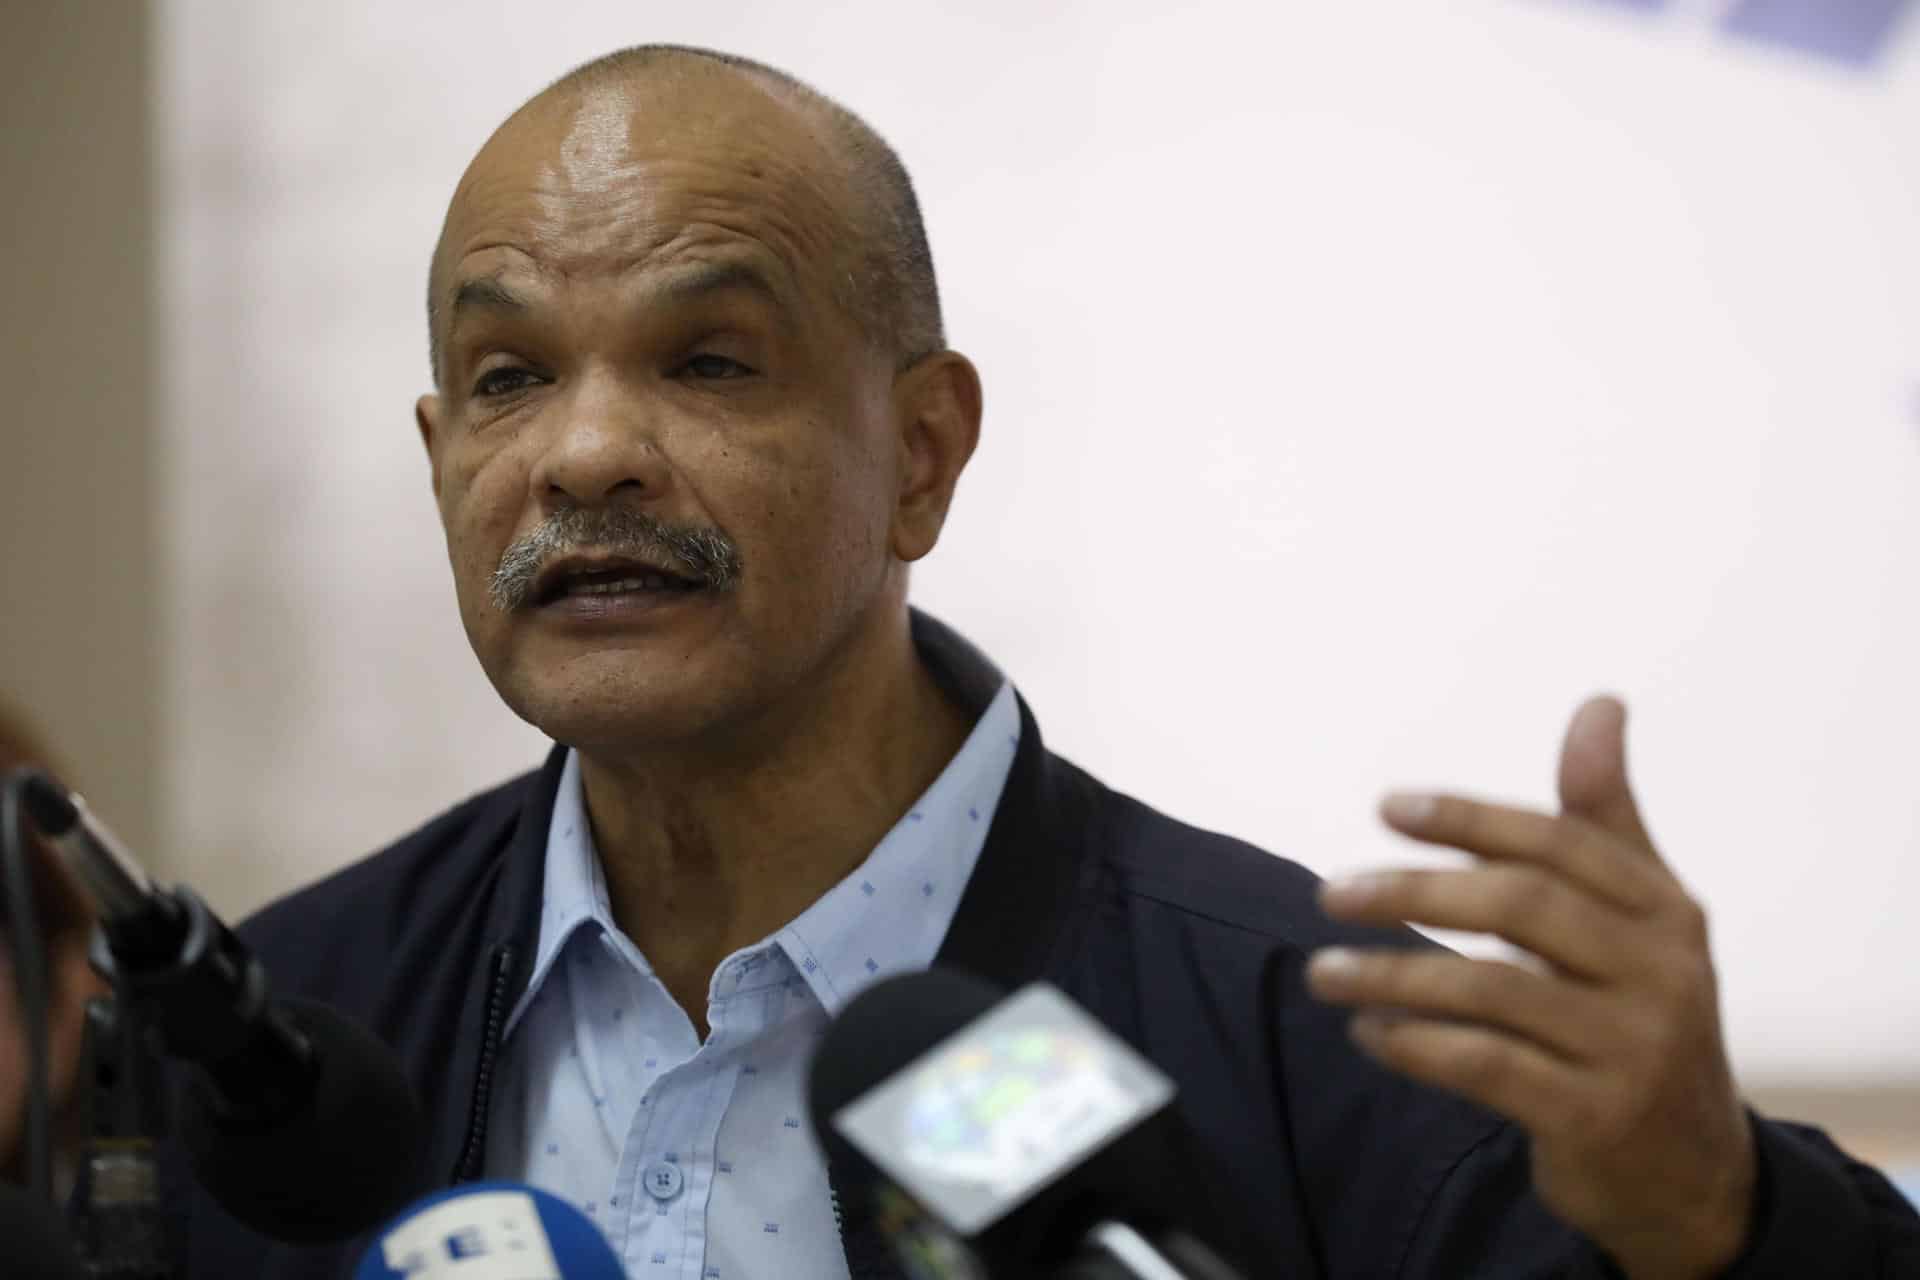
[514,688,727,754]
[492,656,761,756]
[470,590,881,756]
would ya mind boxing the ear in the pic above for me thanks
[415,393,445,502]
[888,352,982,563]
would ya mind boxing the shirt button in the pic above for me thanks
[643,1161,684,1202]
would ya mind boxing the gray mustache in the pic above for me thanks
[488,505,743,611]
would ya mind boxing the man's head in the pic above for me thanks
[415,47,981,755]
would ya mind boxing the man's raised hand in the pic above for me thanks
[1305,697,1756,1280]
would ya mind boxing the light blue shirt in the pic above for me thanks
[486,682,1021,1278]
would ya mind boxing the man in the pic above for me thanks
[7,44,1918,1277]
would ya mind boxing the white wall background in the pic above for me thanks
[157,0,1920,1083]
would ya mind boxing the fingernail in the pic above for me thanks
[1321,872,1391,909]
[1308,947,1362,981]
[1381,792,1436,826]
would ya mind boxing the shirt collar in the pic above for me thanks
[774,680,1020,1017]
[504,748,608,1036]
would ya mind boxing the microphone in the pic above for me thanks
[0,1181,87,1280]
[353,1181,626,1279]
[19,770,427,1242]
[806,968,1247,1280]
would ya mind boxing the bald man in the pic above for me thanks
[5,45,1916,1278]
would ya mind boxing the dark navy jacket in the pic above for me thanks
[183,617,1920,1276]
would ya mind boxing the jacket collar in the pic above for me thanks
[917,618,1094,991]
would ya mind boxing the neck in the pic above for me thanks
[573,608,973,1035]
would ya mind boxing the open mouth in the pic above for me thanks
[533,559,706,607]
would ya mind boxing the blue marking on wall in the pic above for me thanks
[1722,0,1914,67]
[1565,0,1914,66]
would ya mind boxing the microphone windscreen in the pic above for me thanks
[808,970,1197,1275]
[19,769,77,835]
[0,1182,86,1280]
[353,1181,624,1279]
[805,967,1003,1182]
[181,997,426,1242]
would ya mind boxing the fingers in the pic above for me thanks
[1314,699,1760,1273]
[1379,792,1672,915]
[1557,695,1656,852]
[1320,864,1651,981]
[1344,1012,1583,1139]
[1307,947,1612,1064]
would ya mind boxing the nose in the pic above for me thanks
[528,373,675,507]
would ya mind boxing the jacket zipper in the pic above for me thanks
[455,944,517,1182]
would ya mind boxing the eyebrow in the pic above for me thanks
[441,257,794,345]
[649,259,791,315]
[447,274,530,321]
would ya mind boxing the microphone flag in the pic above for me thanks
[353,1181,624,1280]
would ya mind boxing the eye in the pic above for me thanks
[473,366,542,398]
[678,353,756,381]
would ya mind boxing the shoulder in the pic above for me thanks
[1060,755,1412,956]
[242,768,537,932]
[235,765,546,987]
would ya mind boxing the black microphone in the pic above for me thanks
[806,968,1247,1280]
[20,770,427,1242]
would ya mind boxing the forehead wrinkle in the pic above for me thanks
[442,229,811,361]
[457,185,837,330]
[631,234,807,328]
[655,161,858,320]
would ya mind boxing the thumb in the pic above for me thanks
[1557,694,1657,854]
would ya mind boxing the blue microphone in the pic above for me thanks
[353,1181,625,1279]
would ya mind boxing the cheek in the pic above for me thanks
[744,418,883,533]
[736,420,894,607]
[438,446,533,614]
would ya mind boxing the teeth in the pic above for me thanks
[565,573,677,596]
[575,576,646,595]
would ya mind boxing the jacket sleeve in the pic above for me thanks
[1394,1096,1920,1276]
[1711,1114,1920,1277]
[1269,939,1598,1278]
[1271,942,1920,1276]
